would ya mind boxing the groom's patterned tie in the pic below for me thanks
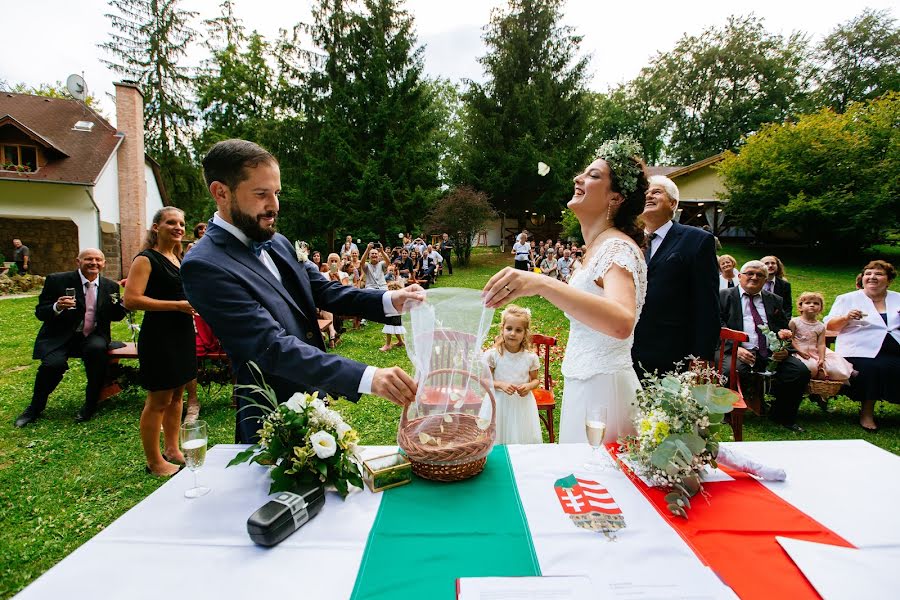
[643,232,657,263]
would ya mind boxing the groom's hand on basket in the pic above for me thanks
[372,367,417,406]
[390,284,426,313]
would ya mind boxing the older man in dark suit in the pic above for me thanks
[719,260,810,432]
[181,139,422,443]
[632,176,720,376]
[14,248,127,426]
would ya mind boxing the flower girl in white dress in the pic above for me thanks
[483,305,543,444]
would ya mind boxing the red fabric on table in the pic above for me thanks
[609,445,855,600]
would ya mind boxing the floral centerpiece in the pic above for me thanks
[619,361,739,518]
[229,365,363,498]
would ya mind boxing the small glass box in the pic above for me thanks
[362,452,412,492]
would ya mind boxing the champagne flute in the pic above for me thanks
[64,287,76,310]
[180,420,210,498]
[585,403,612,471]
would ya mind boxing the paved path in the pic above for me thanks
[0,292,40,301]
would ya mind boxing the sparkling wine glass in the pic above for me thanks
[180,420,210,498]
[584,403,612,471]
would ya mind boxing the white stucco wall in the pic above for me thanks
[0,180,98,248]
[145,162,164,225]
[94,152,120,225]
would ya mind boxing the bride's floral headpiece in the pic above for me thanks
[594,136,644,197]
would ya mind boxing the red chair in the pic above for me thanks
[531,334,558,442]
[717,327,750,441]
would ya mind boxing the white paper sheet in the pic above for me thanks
[457,576,590,600]
[776,537,900,600]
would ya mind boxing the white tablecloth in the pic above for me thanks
[14,440,900,599]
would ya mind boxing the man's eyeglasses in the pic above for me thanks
[741,272,766,279]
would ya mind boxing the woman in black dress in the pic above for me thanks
[124,207,197,477]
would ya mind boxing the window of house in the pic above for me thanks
[1,145,38,172]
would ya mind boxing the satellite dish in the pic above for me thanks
[66,74,88,101]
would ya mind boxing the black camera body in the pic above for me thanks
[246,484,326,547]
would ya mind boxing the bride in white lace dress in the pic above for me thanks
[483,137,649,443]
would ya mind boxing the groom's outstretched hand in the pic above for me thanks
[372,367,417,407]
[390,284,426,313]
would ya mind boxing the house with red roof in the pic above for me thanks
[0,82,166,279]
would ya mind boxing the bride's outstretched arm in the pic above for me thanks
[482,265,636,340]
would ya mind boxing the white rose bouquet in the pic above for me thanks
[229,364,362,498]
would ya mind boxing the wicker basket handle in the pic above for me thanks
[401,368,497,428]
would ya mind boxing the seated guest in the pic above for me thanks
[825,260,900,432]
[423,244,443,282]
[326,253,350,285]
[762,255,793,315]
[385,263,399,283]
[311,250,325,273]
[557,248,573,282]
[340,235,358,258]
[396,248,414,280]
[14,248,127,427]
[540,249,558,278]
[346,249,362,287]
[718,254,739,289]
[409,248,424,281]
[361,243,390,291]
[719,260,810,432]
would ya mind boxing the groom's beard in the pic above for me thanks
[230,197,277,242]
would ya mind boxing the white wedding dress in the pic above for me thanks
[559,238,647,444]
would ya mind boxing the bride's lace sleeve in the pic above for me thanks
[586,239,647,310]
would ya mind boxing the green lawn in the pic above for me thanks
[1,243,899,597]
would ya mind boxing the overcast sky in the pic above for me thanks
[3,0,897,120]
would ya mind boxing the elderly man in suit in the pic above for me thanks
[14,248,127,427]
[719,260,810,432]
[632,175,720,376]
[181,139,423,443]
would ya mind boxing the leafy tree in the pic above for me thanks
[426,186,496,266]
[463,0,593,227]
[633,15,813,164]
[588,86,665,166]
[100,0,198,156]
[717,93,900,251]
[815,8,900,113]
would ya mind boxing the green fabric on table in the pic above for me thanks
[350,445,541,600]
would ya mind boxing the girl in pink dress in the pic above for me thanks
[789,292,853,381]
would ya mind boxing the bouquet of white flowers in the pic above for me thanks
[229,364,362,498]
[619,361,739,518]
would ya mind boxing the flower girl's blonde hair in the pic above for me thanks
[493,304,533,355]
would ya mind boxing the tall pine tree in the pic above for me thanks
[100,0,198,155]
[463,0,593,229]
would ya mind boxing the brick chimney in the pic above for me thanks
[114,81,146,277]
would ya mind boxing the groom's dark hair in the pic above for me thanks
[202,139,278,190]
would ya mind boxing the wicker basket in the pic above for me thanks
[398,368,496,482]
[808,378,844,399]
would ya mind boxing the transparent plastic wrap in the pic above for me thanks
[397,288,496,481]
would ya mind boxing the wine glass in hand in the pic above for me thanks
[180,420,210,498]
[64,287,76,310]
[584,403,612,471]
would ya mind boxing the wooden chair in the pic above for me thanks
[531,334,558,443]
[717,327,750,441]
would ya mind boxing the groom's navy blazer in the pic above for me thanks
[181,222,388,442]
[632,221,720,376]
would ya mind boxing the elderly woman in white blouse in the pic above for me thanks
[718,254,739,290]
[825,260,900,432]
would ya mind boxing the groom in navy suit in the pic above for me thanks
[181,139,422,443]
[632,176,720,376]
